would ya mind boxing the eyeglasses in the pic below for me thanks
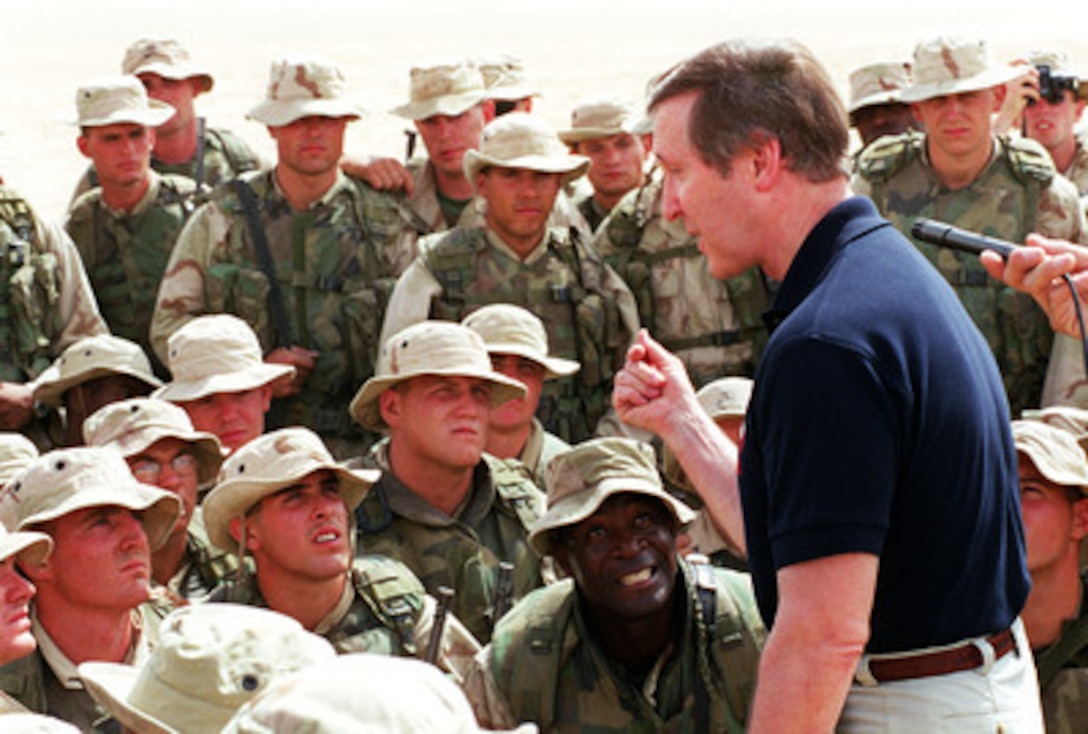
[131,453,198,483]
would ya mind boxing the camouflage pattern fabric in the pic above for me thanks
[854,132,1088,415]
[355,445,545,644]
[1034,577,1088,734]
[1063,130,1088,201]
[383,225,638,443]
[517,418,570,490]
[70,125,262,205]
[167,515,241,601]
[595,171,769,387]
[210,556,480,681]
[66,172,196,376]
[0,186,106,384]
[574,191,608,234]
[150,169,419,458]
[461,561,765,732]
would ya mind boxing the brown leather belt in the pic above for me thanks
[866,628,1016,684]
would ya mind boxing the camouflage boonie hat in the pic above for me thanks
[1026,49,1088,101]
[154,315,294,403]
[901,35,1022,103]
[74,75,175,128]
[463,304,580,381]
[79,604,337,734]
[1022,404,1088,453]
[1013,420,1088,495]
[0,433,38,489]
[530,437,696,555]
[221,654,537,734]
[558,96,638,144]
[391,57,488,121]
[697,377,754,421]
[349,321,527,432]
[83,398,225,486]
[477,53,540,102]
[35,334,162,409]
[464,112,590,187]
[246,54,364,127]
[122,38,214,93]
[847,61,912,118]
[0,446,181,551]
[202,427,380,551]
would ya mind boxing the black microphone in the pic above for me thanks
[910,218,1018,260]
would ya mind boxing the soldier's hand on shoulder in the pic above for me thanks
[341,155,415,196]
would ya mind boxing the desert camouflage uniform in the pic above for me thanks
[382,226,639,443]
[354,442,545,644]
[210,555,480,682]
[1033,576,1088,734]
[574,191,609,234]
[65,172,196,376]
[461,561,765,733]
[165,508,239,600]
[595,170,770,387]
[150,169,418,458]
[70,126,261,205]
[853,131,1088,415]
[0,598,172,733]
[1062,130,1088,200]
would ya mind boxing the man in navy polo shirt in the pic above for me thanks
[613,39,1042,732]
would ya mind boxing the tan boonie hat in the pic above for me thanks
[0,446,181,551]
[900,35,1022,104]
[202,427,380,551]
[0,433,39,489]
[349,321,527,432]
[79,603,337,734]
[0,523,52,568]
[35,334,163,409]
[246,53,364,127]
[478,53,540,102]
[848,61,912,117]
[154,315,294,404]
[1026,49,1088,101]
[83,398,225,486]
[221,653,537,734]
[558,96,638,144]
[391,57,488,121]
[464,112,590,187]
[462,304,579,380]
[1013,420,1088,495]
[0,713,81,733]
[122,38,214,93]
[529,437,695,555]
[696,377,754,421]
[75,75,175,128]
[1023,404,1088,453]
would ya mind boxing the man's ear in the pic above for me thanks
[1072,496,1088,541]
[76,135,91,159]
[379,388,402,429]
[551,542,572,577]
[229,516,260,552]
[749,135,783,192]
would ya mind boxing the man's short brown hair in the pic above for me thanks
[649,39,849,183]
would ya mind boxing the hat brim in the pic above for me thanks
[36,367,163,409]
[391,90,488,121]
[349,367,527,433]
[848,92,906,116]
[153,363,293,404]
[558,126,631,145]
[79,663,177,734]
[202,462,380,550]
[488,86,541,103]
[78,99,176,129]
[17,483,181,552]
[900,64,1022,104]
[529,480,696,555]
[0,530,52,567]
[483,342,580,380]
[132,64,214,94]
[464,151,590,189]
[246,100,364,128]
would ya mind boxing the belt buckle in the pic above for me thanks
[854,655,880,687]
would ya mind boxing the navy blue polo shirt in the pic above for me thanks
[739,196,1029,653]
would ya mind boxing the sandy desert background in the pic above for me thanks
[3,0,1088,222]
